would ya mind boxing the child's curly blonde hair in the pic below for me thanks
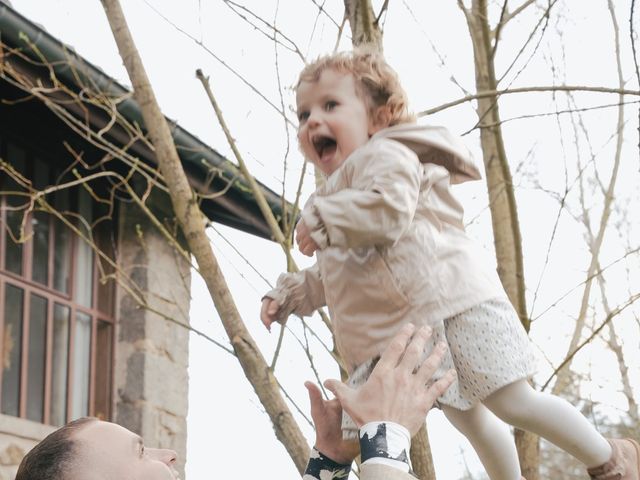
[297,51,415,127]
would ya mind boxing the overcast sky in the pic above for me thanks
[8,1,640,478]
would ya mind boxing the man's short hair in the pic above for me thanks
[15,417,96,480]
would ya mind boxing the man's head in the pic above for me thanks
[295,51,414,176]
[16,419,179,480]
[15,417,94,480]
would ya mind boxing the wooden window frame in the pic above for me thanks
[0,137,116,426]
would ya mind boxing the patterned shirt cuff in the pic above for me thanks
[359,421,411,473]
[302,447,351,479]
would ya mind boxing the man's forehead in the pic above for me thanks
[69,421,141,479]
[75,420,137,447]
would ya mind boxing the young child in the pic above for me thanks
[260,52,640,480]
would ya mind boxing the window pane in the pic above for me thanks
[32,158,49,190]
[1,284,24,416]
[50,304,69,426]
[94,320,113,420]
[31,211,50,285]
[53,189,72,294]
[95,220,115,317]
[74,189,93,308]
[3,144,27,276]
[71,311,91,420]
[26,294,47,422]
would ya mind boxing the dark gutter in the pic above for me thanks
[0,3,290,241]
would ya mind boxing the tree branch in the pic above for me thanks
[418,85,640,116]
[540,291,640,392]
[100,0,310,471]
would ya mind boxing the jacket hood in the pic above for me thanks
[373,124,482,184]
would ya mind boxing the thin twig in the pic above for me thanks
[308,0,342,28]
[196,70,293,256]
[375,0,390,25]
[540,291,640,391]
[531,246,640,322]
[492,0,510,59]
[140,0,296,128]
[461,99,638,134]
[630,0,640,166]
[221,0,306,62]
[418,85,640,117]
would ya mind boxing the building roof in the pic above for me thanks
[0,3,290,240]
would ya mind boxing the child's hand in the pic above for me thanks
[296,220,319,257]
[260,297,280,332]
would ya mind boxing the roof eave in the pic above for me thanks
[0,4,289,241]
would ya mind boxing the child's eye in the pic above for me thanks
[324,100,338,111]
[298,111,309,122]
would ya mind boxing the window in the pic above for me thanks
[0,138,116,426]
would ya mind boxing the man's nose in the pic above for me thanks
[147,447,177,466]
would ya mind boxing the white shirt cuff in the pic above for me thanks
[359,421,411,473]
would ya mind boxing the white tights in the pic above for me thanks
[442,379,612,480]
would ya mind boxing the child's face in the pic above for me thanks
[296,70,383,176]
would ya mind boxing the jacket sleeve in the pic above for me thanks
[301,139,421,249]
[263,263,326,324]
[360,464,418,480]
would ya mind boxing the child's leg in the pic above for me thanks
[442,403,522,480]
[483,379,611,468]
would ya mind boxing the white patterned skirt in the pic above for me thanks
[342,298,538,438]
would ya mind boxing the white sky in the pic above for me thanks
[8,1,640,479]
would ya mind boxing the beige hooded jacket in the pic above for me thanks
[266,124,507,371]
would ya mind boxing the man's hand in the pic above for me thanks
[305,382,360,464]
[260,297,280,332]
[296,220,319,257]
[324,324,455,436]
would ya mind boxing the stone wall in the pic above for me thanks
[114,191,191,478]
[0,188,192,480]
[0,415,54,480]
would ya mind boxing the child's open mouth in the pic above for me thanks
[313,135,337,163]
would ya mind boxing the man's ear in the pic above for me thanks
[369,105,392,135]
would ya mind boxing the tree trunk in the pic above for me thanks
[99,0,310,473]
[463,1,539,477]
[343,0,436,477]
[344,0,383,52]
[410,424,437,480]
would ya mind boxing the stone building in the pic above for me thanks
[0,4,284,479]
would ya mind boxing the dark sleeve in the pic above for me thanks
[302,447,351,479]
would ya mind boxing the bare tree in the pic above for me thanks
[98,0,311,472]
[5,2,639,479]
[456,1,541,476]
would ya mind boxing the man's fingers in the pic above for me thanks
[323,379,352,406]
[422,369,456,407]
[416,341,448,384]
[376,323,415,372]
[305,381,323,408]
[398,325,432,372]
[305,381,328,424]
